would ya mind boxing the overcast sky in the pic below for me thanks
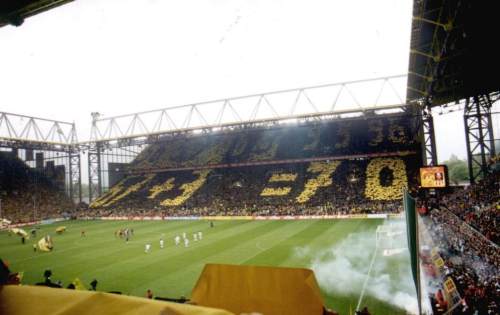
[0,0,485,164]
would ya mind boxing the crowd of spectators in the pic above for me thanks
[88,155,420,217]
[90,114,420,216]
[81,202,402,219]
[0,152,74,223]
[422,169,499,315]
[426,209,499,314]
[130,114,419,171]
[439,170,499,245]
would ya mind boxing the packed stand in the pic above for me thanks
[87,157,418,216]
[440,170,499,245]
[88,114,421,217]
[0,152,74,223]
[88,157,419,217]
[421,169,500,315]
[130,113,420,171]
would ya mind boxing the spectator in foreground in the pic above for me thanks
[35,269,61,288]
[0,260,21,285]
[90,279,98,291]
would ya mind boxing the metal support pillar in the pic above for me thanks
[463,95,496,183]
[421,108,438,166]
[88,144,102,203]
[68,149,82,203]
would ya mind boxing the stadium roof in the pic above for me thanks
[87,75,408,144]
[407,0,500,106]
[0,0,73,27]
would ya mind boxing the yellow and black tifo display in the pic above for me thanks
[90,113,421,214]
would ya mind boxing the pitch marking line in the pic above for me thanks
[356,243,379,311]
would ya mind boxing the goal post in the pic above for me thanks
[375,222,406,252]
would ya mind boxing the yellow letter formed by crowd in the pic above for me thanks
[160,170,211,206]
[364,158,407,200]
[90,177,130,208]
[260,173,298,196]
[101,174,155,207]
[296,161,341,203]
[148,178,175,199]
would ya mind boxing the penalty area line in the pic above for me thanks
[356,243,378,311]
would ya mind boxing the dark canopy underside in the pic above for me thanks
[407,0,500,106]
[0,0,73,27]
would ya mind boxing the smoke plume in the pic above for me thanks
[303,226,419,314]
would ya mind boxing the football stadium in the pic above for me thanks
[1,1,499,315]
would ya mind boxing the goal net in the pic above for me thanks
[375,221,407,256]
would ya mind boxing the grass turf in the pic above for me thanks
[1,219,412,314]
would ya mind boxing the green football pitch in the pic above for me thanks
[0,219,415,315]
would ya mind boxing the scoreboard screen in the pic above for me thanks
[420,166,448,188]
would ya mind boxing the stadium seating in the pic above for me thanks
[130,114,419,171]
[0,151,74,223]
[89,114,421,216]
[422,169,500,315]
[441,170,499,245]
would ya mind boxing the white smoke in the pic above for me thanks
[303,226,419,314]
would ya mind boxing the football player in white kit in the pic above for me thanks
[160,238,164,249]
[182,232,186,239]
[175,235,181,246]
[145,243,151,253]
[193,233,198,242]
[198,231,202,240]
[184,237,189,247]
